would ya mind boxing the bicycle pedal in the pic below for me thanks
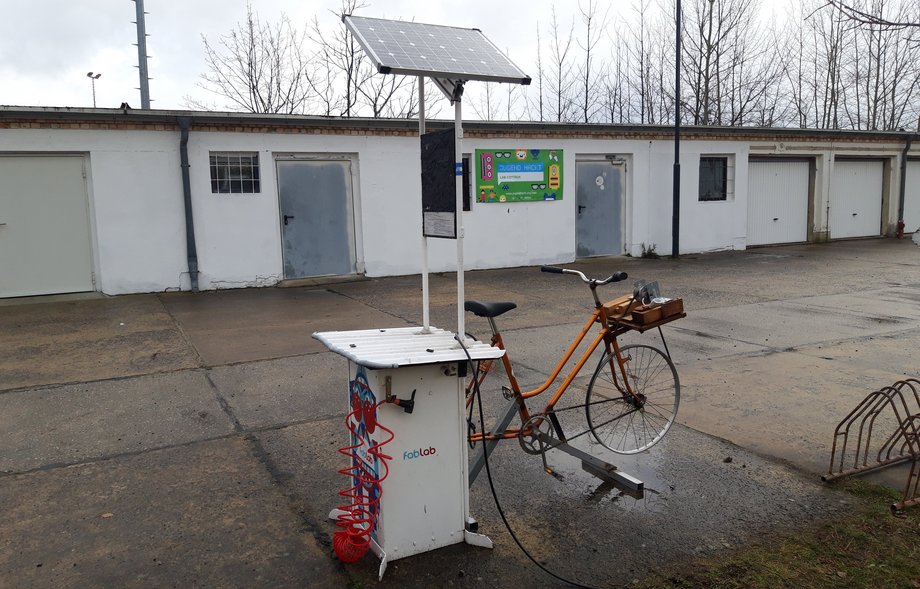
[501,385,513,400]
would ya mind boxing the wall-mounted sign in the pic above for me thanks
[475,149,563,203]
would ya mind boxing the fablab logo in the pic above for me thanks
[403,447,437,460]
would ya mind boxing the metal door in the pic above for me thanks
[576,161,623,257]
[830,160,883,239]
[0,155,94,298]
[747,160,809,246]
[276,158,356,278]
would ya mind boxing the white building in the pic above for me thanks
[1,106,917,298]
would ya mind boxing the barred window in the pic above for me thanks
[699,156,728,201]
[209,152,261,194]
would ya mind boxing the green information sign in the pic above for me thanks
[475,149,563,203]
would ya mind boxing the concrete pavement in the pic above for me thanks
[1,238,918,587]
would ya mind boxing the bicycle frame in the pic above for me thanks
[467,303,637,443]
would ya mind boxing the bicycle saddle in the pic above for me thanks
[464,301,517,318]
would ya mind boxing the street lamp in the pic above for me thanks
[86,72,101,107]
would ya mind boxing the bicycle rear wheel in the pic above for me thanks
[585,344,680,454]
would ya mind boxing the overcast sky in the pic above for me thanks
[0,0,788,113]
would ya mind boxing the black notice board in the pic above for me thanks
[420,128,457,239]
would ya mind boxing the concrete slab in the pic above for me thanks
[0,295,198,391]
[795,329,920,376]
[0,369,235,474]
[0,437,346,589]
[159,288,412,366]
[677,347,909,475]
[208,353,348,429]
[2,239,920,588]
[256,418,845,588]
[795,285,920,321]
[678,299,911,350]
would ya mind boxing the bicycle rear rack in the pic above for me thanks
[823,378,920,512]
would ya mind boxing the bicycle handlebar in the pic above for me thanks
[540,265,628,285]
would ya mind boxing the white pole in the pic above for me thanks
[454,98,465,339]
[419,76,430,333]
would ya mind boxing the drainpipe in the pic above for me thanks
[897,135,913,238]
[178,116,200,291]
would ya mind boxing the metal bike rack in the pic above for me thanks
[823,378,920,512]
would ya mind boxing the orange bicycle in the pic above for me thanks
[464,265,684,469]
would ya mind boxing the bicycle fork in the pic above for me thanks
[604,337,644,407]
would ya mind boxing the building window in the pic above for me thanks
[699,156,731,202]
[209,152,261,194]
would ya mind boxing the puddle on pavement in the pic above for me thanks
[536,436,676,513]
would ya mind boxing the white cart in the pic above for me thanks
[314,326,504,579]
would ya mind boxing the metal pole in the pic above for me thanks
[454,97,465,339]
[87,72,101,107]
[134,0,151,109]
[672,0,681,259]
[419,77,430,332]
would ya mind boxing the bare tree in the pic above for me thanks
[624,0,671,124]
[356,70,412,118]
[192,4,314,114]
[311,0,367,117]
[576,0,610,123]
[677,0,787,126]
[839,0,920,129]
[471,83,501,121]
[530,23,546,121]
[547,6,577,122]
[802,0,849,128]
[384,77,444,119]
[822,0,920,29]
[602,39,632,123]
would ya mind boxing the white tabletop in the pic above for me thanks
[312,326,505,369]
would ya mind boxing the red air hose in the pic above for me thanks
[333,393,394,563]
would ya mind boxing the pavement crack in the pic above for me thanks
[243,431,354,582]
[325,286,417,325]
[155,293,205,368]
[204,371,244,433]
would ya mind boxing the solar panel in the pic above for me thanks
[343,15,531,85]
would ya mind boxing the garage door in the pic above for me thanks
[830,160,883,239]
[747,160,809,246]
[904,160,920,232]
[0,156,94,298]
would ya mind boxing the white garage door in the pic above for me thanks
[904,160,920,232]
[747,160,810,246]
[0,156,94,298]
[830,160,883,239]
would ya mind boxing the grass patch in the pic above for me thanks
[640,480,920,589]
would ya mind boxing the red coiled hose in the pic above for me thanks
[333,395,394,563]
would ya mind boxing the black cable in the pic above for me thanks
[455,334,603,589]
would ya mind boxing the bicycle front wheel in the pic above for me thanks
[585,344,680,454]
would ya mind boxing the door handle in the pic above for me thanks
[577,205,586,213]
[283,214,295,226]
